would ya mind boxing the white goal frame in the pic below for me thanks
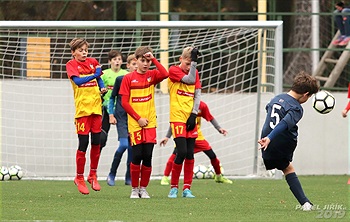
[0,20,283,179]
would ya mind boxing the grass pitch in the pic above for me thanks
[0,175,348,221]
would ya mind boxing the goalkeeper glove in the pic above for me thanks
[191,48,199,62]
[186,113,197,131]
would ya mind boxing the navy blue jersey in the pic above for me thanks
[109,75,129,139]
[260,93,303,161]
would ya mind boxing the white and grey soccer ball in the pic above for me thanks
[8,165,24,180]
[193,164,207,179]
[312,90,335,114]
[0,166,10,181]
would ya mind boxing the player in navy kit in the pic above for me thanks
[258,71,319,211]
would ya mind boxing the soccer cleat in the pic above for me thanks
[332,35,346,45]
[168,187,178,198]
[139,187,150,198]
[182,188,195,198]
[130,188,140,198]
[87,174,101,191]
[107,173,115,186]
[74,176,89,195]
[214,174,233,184]
[301,202,313,211]
[339,37,350,46]
[160,176,170,185]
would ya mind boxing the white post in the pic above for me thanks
[311,0,320,73]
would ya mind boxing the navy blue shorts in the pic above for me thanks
[263,158,290,171]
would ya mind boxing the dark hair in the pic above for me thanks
[291,71,319,95]
[336,2,345,7]
[108,50,123,61]
[134,46,153,59]
[69,38,89,51]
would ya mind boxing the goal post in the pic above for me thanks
[0,20,283,179]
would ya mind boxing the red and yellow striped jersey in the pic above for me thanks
[66,57,102,119]
[168,65,201,123]
[119,69,167,133]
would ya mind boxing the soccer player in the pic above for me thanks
[341,83,350,118]
[258,71,319,211]
[119,46,169,198]
[66,38,107,195]
[159,100,233,185]
[106,54,138,186]
[167,46,201,198]
[100,50,129,150]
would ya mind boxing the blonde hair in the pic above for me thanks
[127,54,136,64]
[181,46,193,59]
[69,38,89,51]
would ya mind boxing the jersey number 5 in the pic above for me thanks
[269,104,281,129]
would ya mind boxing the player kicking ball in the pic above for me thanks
[258,71,319,211]
[160,101,233,185]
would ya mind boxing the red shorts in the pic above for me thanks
[75,114,102,135]
[194,140,211,153]
[170,122,198,139]
[129,128,157,146]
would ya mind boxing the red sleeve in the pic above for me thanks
[348,83,350,98]
[66,60,79,78]
[151,58,169,84]
[200,101,214,121]
[121,95,141,121]
[169,66,185,82]
[119,74,141,121]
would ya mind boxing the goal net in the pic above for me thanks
[0,21,282,179]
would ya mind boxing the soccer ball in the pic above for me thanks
[0,166,10,181]
[205,165,215,179]
[8,165,24,180]
[193,164,207,179]
[312,90,335,114]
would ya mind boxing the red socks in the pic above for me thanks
[140,165,152,188]
[90,144,101,174]
[76,150,86,176]
[130,163,152,188]
[130,163,140,188]
[211,158,221,175]
[183,159,194,190]
[171,163,183,188]
[164,153,176,176]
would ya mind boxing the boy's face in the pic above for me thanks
[136,56,151,74]
[109,55,123,71]
[72,44,88,62]
[179,57,192,74]
[127,58,138,72]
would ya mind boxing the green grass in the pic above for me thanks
[1,175,349,221]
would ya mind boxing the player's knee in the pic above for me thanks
[78,134,89,152]
[205,149,217,159]
[99,130,108,148]
[91,132,101,145]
